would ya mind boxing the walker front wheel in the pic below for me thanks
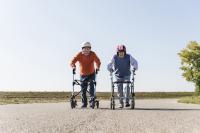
[110,97,115,110]
[131,99,135,109]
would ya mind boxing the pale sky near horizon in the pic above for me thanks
[0,0,200,92]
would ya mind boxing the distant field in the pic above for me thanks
[0,91,195,105]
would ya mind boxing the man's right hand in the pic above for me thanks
[72,67,76,74]
[95,68,99,74]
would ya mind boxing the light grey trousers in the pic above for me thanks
[116,76,130,104]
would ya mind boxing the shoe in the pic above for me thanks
[90,104,94,108]
[118,104,124,108]
[89,98,95,108]
[125,103,130,107]
[81,104,87,108]
[89,102,95,108]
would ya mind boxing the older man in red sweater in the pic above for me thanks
[70,42,101,108]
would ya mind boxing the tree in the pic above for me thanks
[178,41,200,95]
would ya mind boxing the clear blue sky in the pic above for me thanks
[0,0,200,92]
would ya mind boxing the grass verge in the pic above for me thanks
[0,91,195,105]
[178,96,200,104]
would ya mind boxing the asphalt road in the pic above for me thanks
[1,99,200,133]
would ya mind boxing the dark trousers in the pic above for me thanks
[80,73,96,105]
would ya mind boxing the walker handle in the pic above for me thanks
[132,68,136,75]
[96,69,99,74]
[73,68,76,75]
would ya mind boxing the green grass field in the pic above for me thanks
[178,96,200,104]
[0,91,195,105]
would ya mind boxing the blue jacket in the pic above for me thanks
[107,54,138,78]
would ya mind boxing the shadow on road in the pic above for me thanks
[94,107,200,111]
[134,108,200,111]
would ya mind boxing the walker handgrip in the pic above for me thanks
[96,69,99,74]
[73,68,76,74]
[132,69,136,75]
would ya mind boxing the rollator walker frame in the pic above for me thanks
[70,69,99,109]
[110,69,136,110]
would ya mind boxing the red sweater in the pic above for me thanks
[70,51,101,76]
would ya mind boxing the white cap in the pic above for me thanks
[81,42,91,48]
